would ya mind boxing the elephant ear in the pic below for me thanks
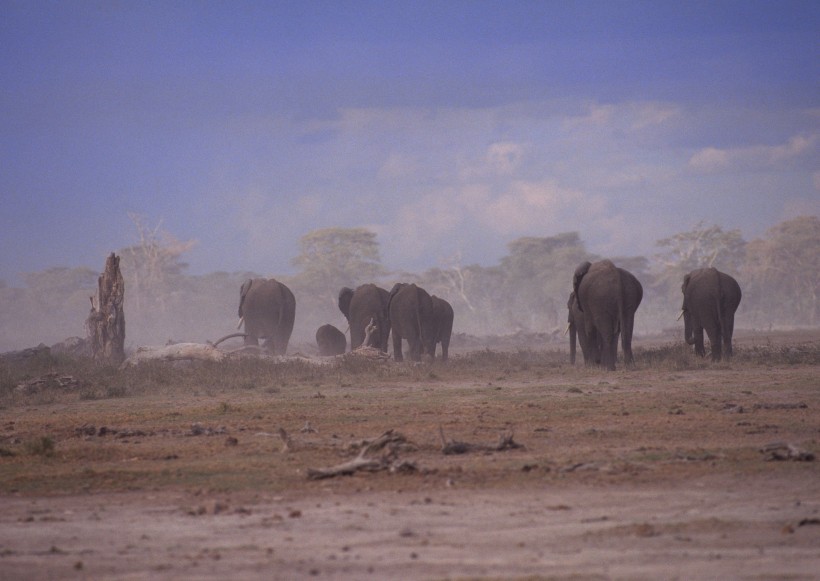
[338,287,354,320]
[681,273,691,293]
[387,283,405,315]
[680,273,692,309]
[388,283,405,300]
[238,279,253,317]
[572,262,591,312]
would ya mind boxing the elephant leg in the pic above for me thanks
[693,326,706,357]
[605,335,618,371]
[440,338,449,361]
[392,332,404,362]
[621,312,636,367]
[723,316,735,358]
[244,330,259,347]
[583,322,598,367]
[409,337,421,362]
[706,325,722,361]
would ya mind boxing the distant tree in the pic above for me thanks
[653,221,746,297]
[498,232,593,331]
[119,213,197,313]
[291,227,385,301]
[743,215,820,327]
[289,227,386,343]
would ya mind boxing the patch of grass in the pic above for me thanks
[25,436,56,457]
[635,343,697,370]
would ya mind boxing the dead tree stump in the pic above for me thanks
[86,253,126,364]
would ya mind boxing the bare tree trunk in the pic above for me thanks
[86,253,126,365]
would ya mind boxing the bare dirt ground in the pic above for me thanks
[1,330,819,580]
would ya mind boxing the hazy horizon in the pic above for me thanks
[2,2,818,287]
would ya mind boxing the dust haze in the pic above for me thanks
[0,216,817,354]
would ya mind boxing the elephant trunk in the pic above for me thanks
[569,323,577,364]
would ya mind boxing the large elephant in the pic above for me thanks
[238,278,296,355]
[338,284,391,352]
[388,283,436,362]
[315,324,346,356]
[567,291,598,365]
[431,295,454,361]
[572,260,643,370]
[681,267,742,361]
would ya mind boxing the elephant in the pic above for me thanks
[567,291,598,365]
[238,278,296,355]
[387,283,436,362]
[572,260,643,370]
[338,284,391,352]
[680,267,742,361]
[431,295,454,361]
[315,324,346,356]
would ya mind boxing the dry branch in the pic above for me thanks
[307,430,414,479]
[278,427,294,453]
[211,333,247,348]
[438,426,523,455]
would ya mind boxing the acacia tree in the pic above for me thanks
[290,227,386,341]
[653,222,746,299]
[743,215,820,327]
[291,227,385,297]
[120,213,197,314]
[499,233,593,331]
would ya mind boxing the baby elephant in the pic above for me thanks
[316,324,346,356]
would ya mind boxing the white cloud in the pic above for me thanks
[688,134,818,173]
[471,180,594,235]
[486,141,527,175]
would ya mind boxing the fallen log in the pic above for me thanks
[307,430,413,479]
[121,343,225,368]
[438,426,523,455]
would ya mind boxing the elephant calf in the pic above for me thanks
[681,267,742,361]
[316,324,346,356]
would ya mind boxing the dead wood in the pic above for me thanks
[120,343,225,368]
[211,333,248,348]
[86,253,125,365]
[362,317,377,347]
[307,430,414,480]
[278,427,294,453]
[300,421,318,434]
[439,426,524,455]
[760,442,815,462]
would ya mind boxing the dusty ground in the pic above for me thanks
[1,330,819,580]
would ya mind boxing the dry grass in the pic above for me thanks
[0,333,818,498]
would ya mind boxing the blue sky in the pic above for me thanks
[2,1,818,285]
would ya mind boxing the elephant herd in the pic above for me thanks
[237,279,454,362]
[237,261,741,369]
[567,261,742,370]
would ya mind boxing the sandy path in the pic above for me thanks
[2,473,819,580]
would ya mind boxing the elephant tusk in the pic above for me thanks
[676,310,684,321]
[237,316,244,330]
[563,323,571,336]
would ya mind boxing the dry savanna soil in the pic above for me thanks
[1,330,819,580]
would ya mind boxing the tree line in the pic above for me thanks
[0,215,817,353]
